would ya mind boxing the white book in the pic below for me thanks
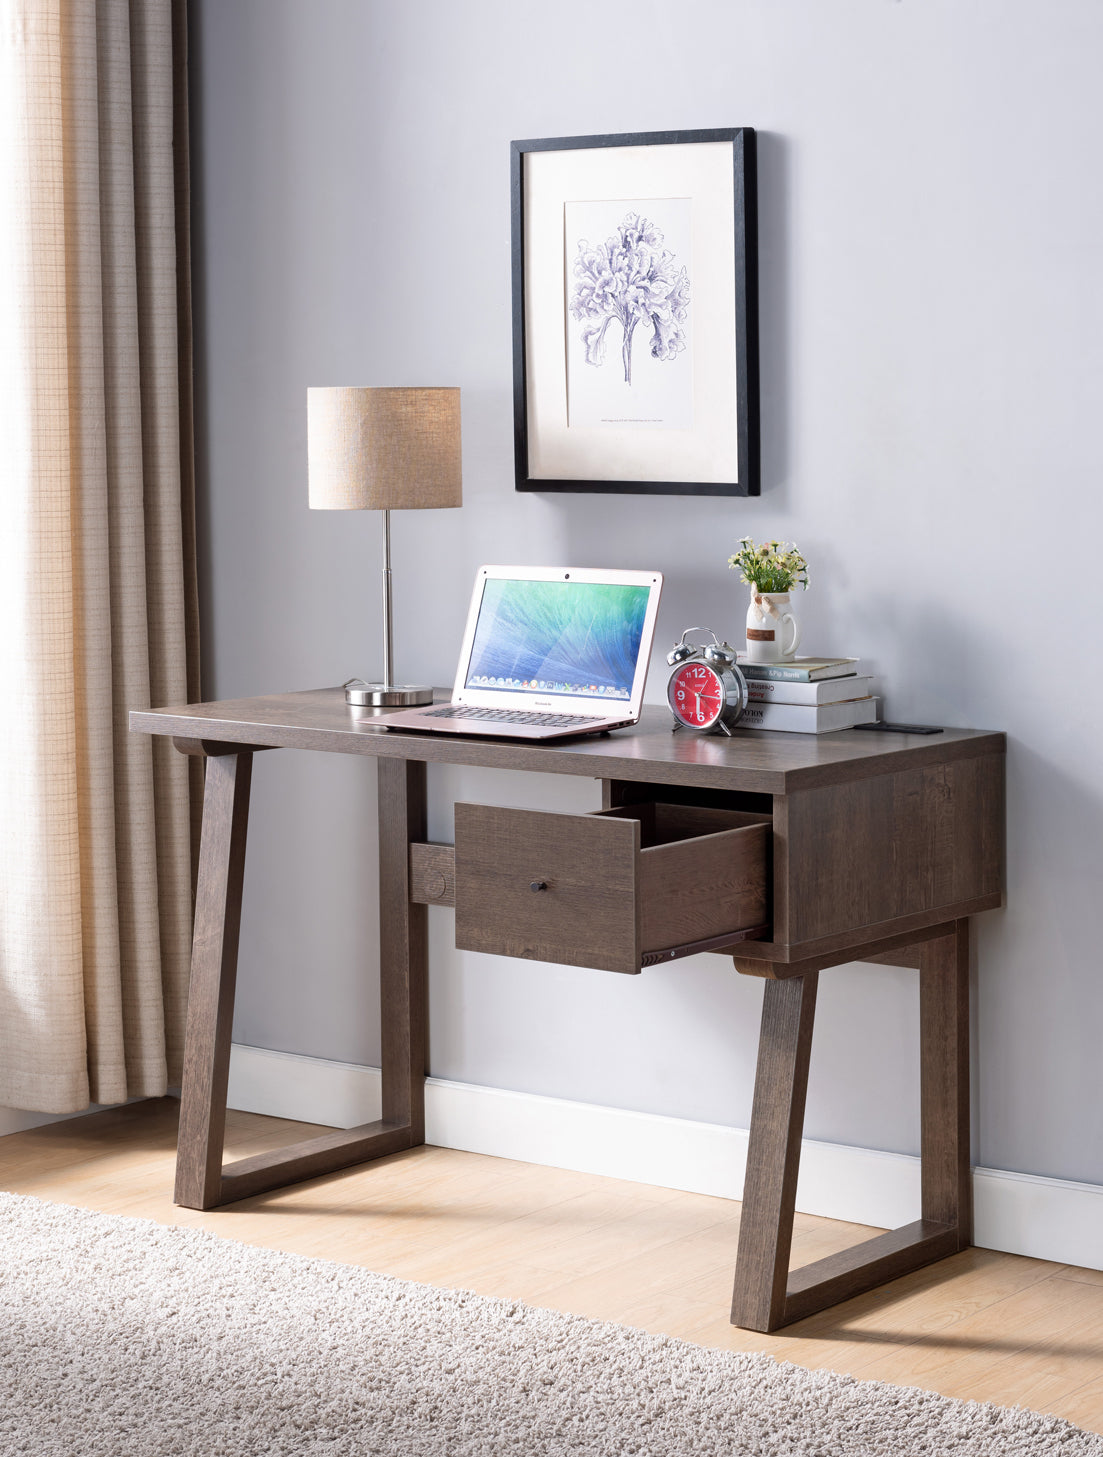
[738,697,879,734]
[745,675,874,706]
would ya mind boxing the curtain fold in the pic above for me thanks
[0,0,196,1113]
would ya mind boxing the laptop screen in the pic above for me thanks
[463,578,650,702]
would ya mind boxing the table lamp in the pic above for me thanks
[308,386,462,706]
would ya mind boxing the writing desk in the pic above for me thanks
[130,689,1005,1332]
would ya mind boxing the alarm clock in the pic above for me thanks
[666,628,748,736]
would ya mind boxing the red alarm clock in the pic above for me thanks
[666,628,748,736]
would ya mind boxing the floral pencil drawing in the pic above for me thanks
[569,212,690,386]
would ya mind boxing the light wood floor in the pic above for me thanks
[2,1098,1101,1435]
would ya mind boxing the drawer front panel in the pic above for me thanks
[454,803,642,974]
[454,801,770,974]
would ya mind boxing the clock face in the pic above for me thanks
[668,661,725,729]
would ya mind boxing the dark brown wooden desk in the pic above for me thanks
[130,689,1005,1332]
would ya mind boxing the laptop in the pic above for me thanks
[385,565,663,740]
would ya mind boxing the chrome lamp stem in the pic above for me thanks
[343,505,433,709]
[381,507,394,689]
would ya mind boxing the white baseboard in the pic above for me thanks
[0,1097,143,1139]
[0,1108,79,1138]
[226,1043,1103,1273]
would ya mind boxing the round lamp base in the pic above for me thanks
[344,680,434,708]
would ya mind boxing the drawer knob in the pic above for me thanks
[530,880,547,892]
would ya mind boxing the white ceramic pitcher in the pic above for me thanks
[745,590,801,663]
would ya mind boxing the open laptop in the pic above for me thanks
[385,565,663,740]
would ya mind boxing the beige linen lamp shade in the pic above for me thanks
[307,387,462,511]
[307,386,462,706]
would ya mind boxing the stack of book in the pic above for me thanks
[735,657,878,734]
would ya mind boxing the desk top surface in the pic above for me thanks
[131,688,1005,795]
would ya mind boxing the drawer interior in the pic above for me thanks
[595,803,771,962]
[596,801,770,846]
[603,781,774,819]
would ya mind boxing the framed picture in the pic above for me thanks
[511,127,759,497]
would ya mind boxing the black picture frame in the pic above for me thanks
[510,127,759,497]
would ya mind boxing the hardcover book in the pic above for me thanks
[746,675,874,706]
[736,656,859,683]
[737,696,879,734]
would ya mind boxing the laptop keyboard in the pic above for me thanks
[420,705,608,728]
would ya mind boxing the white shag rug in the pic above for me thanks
[1,1192,1099,1457]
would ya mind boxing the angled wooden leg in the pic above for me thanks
[378,756,428,1139]
[730,920,973,1332]
[174,750,428,1210]
[920,919,971,1242]
[731,972,818,1331]
[175,751,253,1210]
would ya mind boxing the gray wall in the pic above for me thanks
[190,0,1103,1184]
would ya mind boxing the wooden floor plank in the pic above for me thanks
[1,1099,1100,1436]
[677,1245,1069,1378]
[1057,1264,1103,1288]
[848,1273,1103,1415]
[1046,1376,1103,1434]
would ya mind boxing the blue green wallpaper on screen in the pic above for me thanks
[465,580,649,699]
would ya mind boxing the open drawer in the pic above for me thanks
[453,801,770,974]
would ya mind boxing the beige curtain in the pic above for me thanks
[0,0,197,1112]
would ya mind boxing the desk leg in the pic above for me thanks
[730,972,818,1332]
[730,923,972,1331]
[920,920,972,1242]
[175,752,253,1210]
[173,751,427,1211]
[378,757,428,1141]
